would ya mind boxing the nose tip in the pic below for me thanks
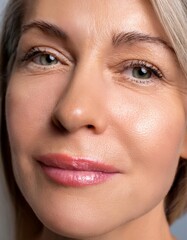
[52,92,107,135]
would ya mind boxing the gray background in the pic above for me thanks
[0,0,186,239]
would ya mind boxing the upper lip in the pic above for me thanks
[36,153,119,173]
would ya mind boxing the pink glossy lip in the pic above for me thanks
[36,153,119,187]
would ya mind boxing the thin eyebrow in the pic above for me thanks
[22,20,68,41]
[112,31,175,53]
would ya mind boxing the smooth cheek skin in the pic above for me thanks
[5,0,187,239]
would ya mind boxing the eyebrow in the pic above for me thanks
[22,20,174,53]
[22,20,68,41]
[112,31,174,53]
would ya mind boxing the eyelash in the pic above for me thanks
[21,48,44,61]
[120,60,164,85]
[128,60,162,78]
[20,47,69,69]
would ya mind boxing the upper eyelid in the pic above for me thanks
[21,46,74,65]
[125,61,163,76]
[19,44,75,62]
[23,47,60,60]
[115,59,165,78]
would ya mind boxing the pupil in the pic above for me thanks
[138,67,147,76]
[46,55,55,64]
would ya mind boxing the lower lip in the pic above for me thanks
[39,164,115,187]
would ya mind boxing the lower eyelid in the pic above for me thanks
[128,77,154,84]
[22,62,71,75]
[18,56,70,74]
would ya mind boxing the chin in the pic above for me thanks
[34,207,118,239]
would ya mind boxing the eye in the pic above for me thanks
[119,60,164,85]
[19,46,73,72]
[132,66,152,79]
[33,53,59,66]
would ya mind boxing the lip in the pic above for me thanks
[36,153,119,187]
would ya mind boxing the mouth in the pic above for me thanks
[36,153,119,187]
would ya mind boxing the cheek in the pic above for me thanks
[5,74,65,201]
[132,120,180,204]
[133,99,185,174]
[5,74,63,153]
[110,90,186,205]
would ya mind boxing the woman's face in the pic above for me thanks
[6,0,187,239]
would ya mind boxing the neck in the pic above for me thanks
[36,201,176,240]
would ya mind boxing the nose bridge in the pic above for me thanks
[67,58,103,108]
[52,55,107,134]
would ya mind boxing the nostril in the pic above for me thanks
[87,124,94,129]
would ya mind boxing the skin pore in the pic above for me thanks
[5,0,187,239]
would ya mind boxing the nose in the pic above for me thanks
[52,63,107,134]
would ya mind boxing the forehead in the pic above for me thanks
[26,0,168,42]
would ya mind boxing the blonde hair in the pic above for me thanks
[150,0,187,224]
[151,0,187,78]
[0,0,187,239]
